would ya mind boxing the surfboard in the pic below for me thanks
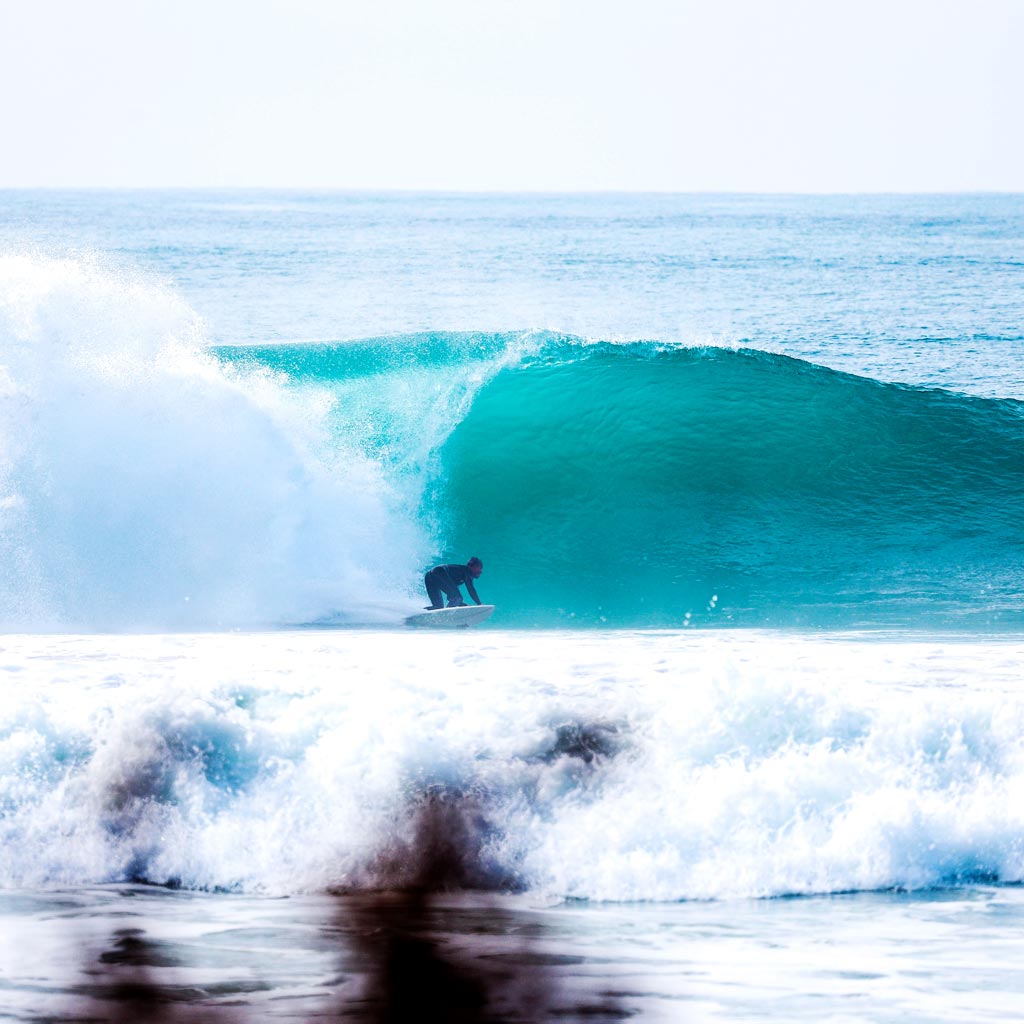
[404,604,495,628]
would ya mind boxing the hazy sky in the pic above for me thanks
[2,0,1021,191]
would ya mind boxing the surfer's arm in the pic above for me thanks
[465,578,481,605]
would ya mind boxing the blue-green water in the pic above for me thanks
[3,191,1022,399]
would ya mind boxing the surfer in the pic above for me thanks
[424,558,483,610]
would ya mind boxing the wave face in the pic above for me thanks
[225,332,1024,629]
[3,254,1022,630]
[434,340,1024,627]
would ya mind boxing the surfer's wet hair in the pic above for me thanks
[467,557,482,569]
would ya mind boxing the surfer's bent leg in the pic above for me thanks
[424,571,445,610]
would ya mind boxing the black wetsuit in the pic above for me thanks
[424,564,481,609]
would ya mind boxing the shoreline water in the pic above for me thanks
[4,881,1024,1021]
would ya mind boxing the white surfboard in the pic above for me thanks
[405,604,495,629]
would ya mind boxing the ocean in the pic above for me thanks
[0,191,1022,1021]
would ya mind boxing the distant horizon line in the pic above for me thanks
[1,185,1021,198]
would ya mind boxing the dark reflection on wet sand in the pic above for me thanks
[10,793,633,1022]
[332,893,631,1022]
[4,890,633,1023]
[8,880,1024,1022]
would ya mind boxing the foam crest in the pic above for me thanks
[529,674,1024,900]
[0,255,424,629]
[1,632,1022,901]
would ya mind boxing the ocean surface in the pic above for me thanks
[0,191,1022,1020]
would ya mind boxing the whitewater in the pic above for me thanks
[1,190,1023,1021]
[4,629,1024,899]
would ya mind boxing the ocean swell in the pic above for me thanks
[224,332,1024,629]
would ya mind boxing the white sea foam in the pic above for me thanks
[0,630,1021,901]
[0,254,425,629]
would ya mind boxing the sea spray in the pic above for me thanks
[0,255,425,630]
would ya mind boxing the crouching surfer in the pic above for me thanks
[424,558,483,610]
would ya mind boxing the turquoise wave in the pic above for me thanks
[220,334,1024,629]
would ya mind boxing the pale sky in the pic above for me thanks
[1,0,1021,191]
